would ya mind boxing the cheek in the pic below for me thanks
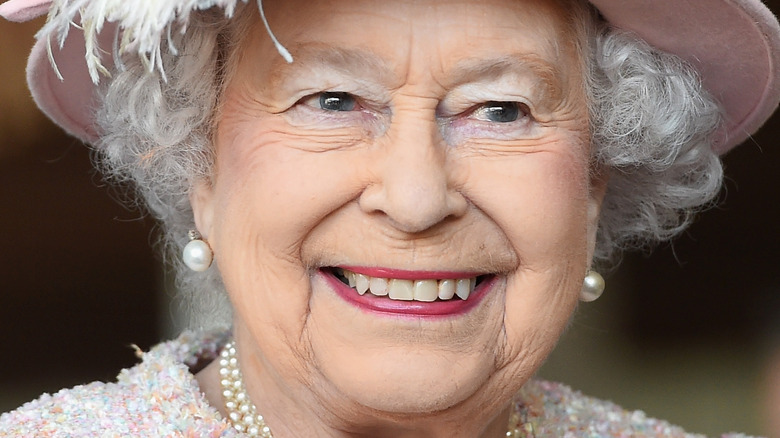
[208,118,381,366]
[462,148,590,368]
[464,150,591,262]
[211,118,371,257]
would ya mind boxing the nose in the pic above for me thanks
[359,114,468,234]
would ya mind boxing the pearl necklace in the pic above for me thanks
[219,341,273,437]
[219,340,524,437]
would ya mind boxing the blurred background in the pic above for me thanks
[1,3,779,436]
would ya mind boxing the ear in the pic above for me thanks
[190,179,216,241]
[586,165,609,264]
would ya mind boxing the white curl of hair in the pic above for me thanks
[95,3,722,329]
[585,28,722,262]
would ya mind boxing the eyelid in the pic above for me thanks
[298,91,394,116]
[443,81,538,115]
[298,92,359,111]
[438,99,535,124]
[281,69,392,108]
[298,93,321,109]
[470,101,533,121]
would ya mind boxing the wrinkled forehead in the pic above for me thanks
[224,0,590,89]
[260,0,579,33]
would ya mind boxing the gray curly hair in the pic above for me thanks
[95,0,722,329]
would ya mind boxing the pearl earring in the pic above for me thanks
[182,230,213,272]
[580,270,605,302]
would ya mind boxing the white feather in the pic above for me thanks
[36,0,248,83]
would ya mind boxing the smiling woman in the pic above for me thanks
[0,0,777,436]
[190,1,596,429]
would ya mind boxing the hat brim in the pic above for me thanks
[4,0,780,153]
[591,0,780,154]
[24,23,115,143]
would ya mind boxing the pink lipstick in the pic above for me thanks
[321,267,496,317]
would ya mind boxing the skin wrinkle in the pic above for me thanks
[191,0,605,436]
[227,89,385,153]
[305,205,518,275]
[267,45,399,97]
[247,25,586,158]
[446,55,563,112]
[286,106,388,142]
[222,99,365,163]
[92,0,723,356]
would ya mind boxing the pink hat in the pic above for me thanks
[1,0,779,154]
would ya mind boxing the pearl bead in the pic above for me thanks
[220,341,274,437]
[182,239,213,272]
[580,271,606,302]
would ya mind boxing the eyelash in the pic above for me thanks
[467,101,533,124]
[300,92,362,112]
[301,93,533,122]
[293,91,537,140]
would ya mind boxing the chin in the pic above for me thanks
[300,270,513,415]
[312,342,497,414]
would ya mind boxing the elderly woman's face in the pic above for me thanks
[194,0,601,427]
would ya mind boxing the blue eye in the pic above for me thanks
[474,101,525,123]
[318,92,357,111]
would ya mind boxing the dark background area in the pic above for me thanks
[1,2,779,436]
[0,17,160,405]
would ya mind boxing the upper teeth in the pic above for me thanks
[339,269,477,302]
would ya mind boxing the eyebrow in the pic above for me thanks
[266,45,566,103]
[448,55,565,101]
[268,45,397,87]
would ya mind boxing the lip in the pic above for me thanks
[320,268,497,318]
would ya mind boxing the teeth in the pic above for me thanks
[414,280,438,302]
[388,279,414,300]
[337,269,480,302]
[355,274,369,295]
[438,279,455,300]
[369,277,389,296]
[455,278,471,300]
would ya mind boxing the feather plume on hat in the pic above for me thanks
[31,0,291,84]
[41,0,242,82]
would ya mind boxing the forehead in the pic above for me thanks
[230,0,584,92]
[262,0,575,35]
